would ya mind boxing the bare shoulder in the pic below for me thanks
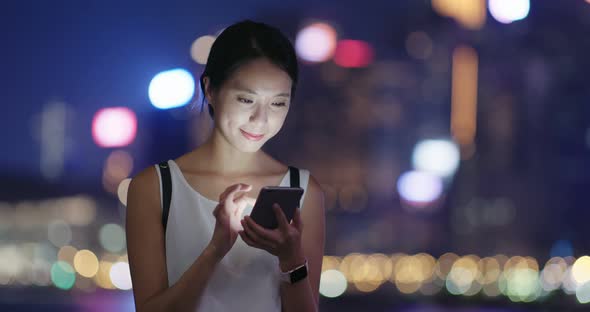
[302,173,325,221]
[306,174,324,196]
[128,165,160,209]
[126,164,170,307]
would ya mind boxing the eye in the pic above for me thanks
[272,102,286,107]
[238,97,253,104]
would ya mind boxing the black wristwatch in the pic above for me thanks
[279,260,308,284]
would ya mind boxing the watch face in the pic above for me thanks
[290,265,308,284]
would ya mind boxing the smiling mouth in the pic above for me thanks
[240,129,264,141]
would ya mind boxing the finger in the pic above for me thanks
[232,193,246,216]
[226,183,252,203]
[220,183,249,202]
[272,204,290,231]
[242,218,277,248]
[292,207,303,231]
[239,230,256,247]
[233,193,256,205]
[240,226,272,250]
[219,184,239,201]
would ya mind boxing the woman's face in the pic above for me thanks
[207,58,293,153]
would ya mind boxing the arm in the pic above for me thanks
[279,174,326,312]
[126,166,224,312]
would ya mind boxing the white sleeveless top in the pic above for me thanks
[154,160,310,312]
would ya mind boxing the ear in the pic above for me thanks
[202,76,215,107]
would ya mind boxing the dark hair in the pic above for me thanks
[199,20,299,118]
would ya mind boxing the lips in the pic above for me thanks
[240,129,264,141]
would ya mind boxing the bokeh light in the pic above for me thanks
[47,220,72,248]
[31,259,52,286]
[73,250,99,278]
[149,68,195,109]
[577,281,590,304]
[94,260,116,289]
[488,0,530,24]
[541,257,567,291]
[446,256,480,295]
[572,256,590,286]
[103,150,134,194]
[58,245,78,264]
[397,170,443,206]
[551,240,574,258]
[295,22,337,63]
[406,31,433,60]
[110,261,133,290]
[92,107,137,148]
[333,40,374,68]
[412,139,460,178]
[190,35,216,64]
[118,178,132,206]
[432,0,486,30]
[51,261,76,290]
[59,196,97,226]
[451,45,479,158]
[99,223,126,253]
[319,269,347,298]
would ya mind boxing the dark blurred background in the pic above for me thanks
[2,0,590,311]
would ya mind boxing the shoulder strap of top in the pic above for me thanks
[158,161,172,232]
[288,166,300,188]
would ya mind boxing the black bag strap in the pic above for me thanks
[288,166,300,188]
[158,161,172,231]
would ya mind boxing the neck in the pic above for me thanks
[198,129,263,176]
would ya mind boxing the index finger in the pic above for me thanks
[225,183,252,203]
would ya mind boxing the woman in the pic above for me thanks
[126,20,325,312]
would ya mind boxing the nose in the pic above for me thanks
[249,104,268,126]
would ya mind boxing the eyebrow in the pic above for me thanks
[232,85,290,98]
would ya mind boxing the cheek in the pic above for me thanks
[219,106,250,127]
[268,111,288,133]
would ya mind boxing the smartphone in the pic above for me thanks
[249,186,304,229]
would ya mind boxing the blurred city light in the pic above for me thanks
[39,101,66,180]
[397,170,443,206]
[148,68,195,109]
[58,245,78,264]
[450,45,478,158]
[572,256,590,287]
[103,150,134,194]
[51,261,76,290]
[550,239,574,258]
[110,261,133,290]
[190,35,216,64]
[59,196,97,226]
[412,139,460,178]
[431,0,486,30]
[92,107,137,148]
[577,281,590,304]
[47,219,72,248]
[99,223,126,253]
[73,249,99,278]
[333,40,374,68]
[319,269,348,298]
[405,31,433,60]
[295,22,337,63]
[488,0,530,24]
[94,260,116,289]
[118,178,132,206]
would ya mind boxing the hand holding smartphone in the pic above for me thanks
[249,186,304,229]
